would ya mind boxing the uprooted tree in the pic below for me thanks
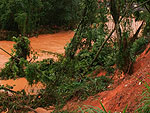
[0,0,150,112]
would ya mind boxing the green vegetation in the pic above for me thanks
[77,102,128,113]
[0,0,150,112]
[136,81,150,113]
[0,36,31,79]
[77,80,150,113]
[0,0,82,38]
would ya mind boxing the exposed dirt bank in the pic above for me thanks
[0,21,148,112]
[63,44,150,112]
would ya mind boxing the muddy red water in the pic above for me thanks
[0,31,74,93]
[0,19,146,112]
[0,19,142,94]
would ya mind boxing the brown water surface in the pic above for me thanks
[0,31,74,93]
[0,19,142,94]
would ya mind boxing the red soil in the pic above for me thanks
[63,44,150,112]
[0,30,150,112]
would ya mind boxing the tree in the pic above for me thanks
[0,0,82,35]
[65,0,150,74]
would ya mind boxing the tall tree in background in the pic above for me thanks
[65,0,150,74]
[0,0,82,35]
[0,0,42,35]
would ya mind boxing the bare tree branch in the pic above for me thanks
[88,0,150,68]
[129,21,144,44]
[0,86,17,94]
[133,0,150,11]
[144,4,150,14]
[89,1,133,67]
[0,47,20,61]
[0,48,13,57]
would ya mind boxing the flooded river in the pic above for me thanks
[0,19,142,94]
[0,31,74,94]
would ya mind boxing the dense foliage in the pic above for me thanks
[0,0,82,37]
[65,0,150,74]
[0,0,150,112]
[0,36,30,78]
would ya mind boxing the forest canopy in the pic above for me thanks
[0,0,82,35]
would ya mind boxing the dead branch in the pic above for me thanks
[144,4,150,14]
[133,0,150,11]
[0,86,18,94]
[0,86,37,113]
[129,21,144,44]
[0,47,13,57]
[0,47,20,61]
[89,1,132,67]
[21,105,37,113]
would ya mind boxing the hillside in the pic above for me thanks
[63,44,150,112]
[0,31,149,112]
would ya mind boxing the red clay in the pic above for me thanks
[63,44,150,112]
[0,30,150,112]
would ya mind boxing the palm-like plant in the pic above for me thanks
[136,81,150,113]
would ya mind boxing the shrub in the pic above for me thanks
[0,36,30,79]
[136,81,150,113]
[0,0,82,36]
[130,37,149,61]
